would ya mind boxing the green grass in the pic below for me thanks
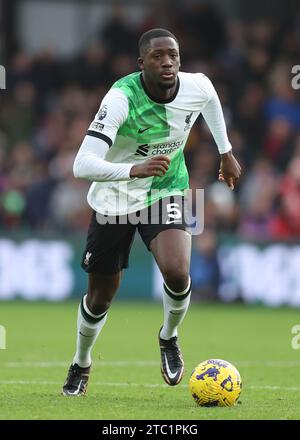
[1,300,300,420]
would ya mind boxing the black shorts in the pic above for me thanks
[81,196,188,274]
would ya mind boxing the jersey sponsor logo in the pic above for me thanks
[134,140,184,157]
[152,146,179,155]
[138,127,150,133]
[90,121,104,131]
[97,105,107,120]
[184,112,193,131]
[135,144,150,157]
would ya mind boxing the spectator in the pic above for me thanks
[190,230,219,301]
[270,155,300,239]
[238,158,278,240]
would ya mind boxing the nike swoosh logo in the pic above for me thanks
[66,379,83,395]
[138,127,150,133]
[79,332,94,338]
[164,353,178,379]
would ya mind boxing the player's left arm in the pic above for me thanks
[200,75,242,190]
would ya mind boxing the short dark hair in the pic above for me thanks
[138,28,178,56]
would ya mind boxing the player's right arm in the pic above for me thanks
[73,88,169,181]
[129,156,170,177]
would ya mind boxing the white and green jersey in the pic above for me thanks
[85,71,232,216]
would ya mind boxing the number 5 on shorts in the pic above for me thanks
[166,203,182,224]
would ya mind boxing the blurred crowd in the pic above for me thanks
[1,1,300,265]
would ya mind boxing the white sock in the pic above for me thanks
[160,277,191,340]
[73,295,108,368]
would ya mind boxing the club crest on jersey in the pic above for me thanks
[97,105,107,120]
[184,112,193,131]
[84,252,92,265]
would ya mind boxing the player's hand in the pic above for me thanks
[219,150,242,190]
[130,155,170,178]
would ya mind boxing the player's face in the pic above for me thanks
[138,37,181,90]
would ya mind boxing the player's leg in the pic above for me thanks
[62,211,135,396]
[150,228,192,335]
[62,272,120,396]
[150,228,192,386]
[142,196,192,341]
[72,271,122,369]
[62,272,121,396]
[150,228,191,342]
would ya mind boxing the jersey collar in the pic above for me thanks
[139,73,180,104]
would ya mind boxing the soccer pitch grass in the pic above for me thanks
[1,300,300,420]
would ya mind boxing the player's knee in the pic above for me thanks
[162,264,190,293]
[87,285,118,315]
[87,295,113,315]
[87,273,120,314]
